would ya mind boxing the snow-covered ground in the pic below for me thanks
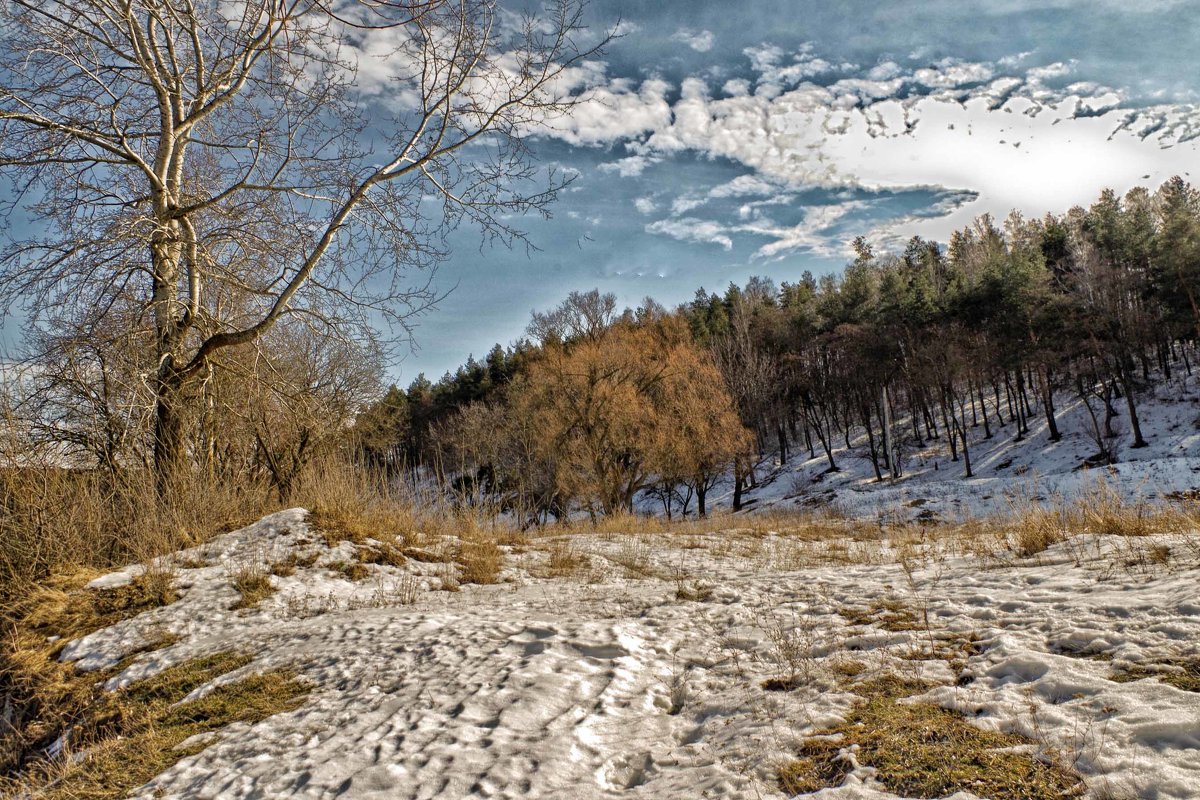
[705,373,1200,523]
[59,507,1200,799]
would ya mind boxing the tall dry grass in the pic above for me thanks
[0,467,274,604]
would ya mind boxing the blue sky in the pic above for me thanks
[394,0,1200,382]
[3,1,1198,384]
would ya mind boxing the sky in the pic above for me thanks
[3,1,1199,384]
[390,0,1200,383]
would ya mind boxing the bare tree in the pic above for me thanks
[0,0,606,490]
[527,289,618,344]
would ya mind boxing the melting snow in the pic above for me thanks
[56,506,1200,799]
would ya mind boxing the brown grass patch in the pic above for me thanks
[1076,483,1193,538]
[1111,657,1200,693]
[330,560,371,582]
[456,533,504,585]
[1009,506,1067,557]
[829,658,867,678]
[779,674,1082,798]
[0,572,182,777]
[308,502,414,548]
[543,540,588,578]
[357,542,408,568]
[229,562,275,610]
[1,651,309,799]
[0,466,271,606]
[839,597,922,632]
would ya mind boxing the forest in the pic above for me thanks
[353,178,1200,523]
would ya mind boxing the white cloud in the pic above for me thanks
[633,197,657,214]
[742,201,865,259]
[671,193,708,215]
[543,76,673,146]
[868,61,903,81]
[554,50,1200,245]
[598,154,661,177]
[722,78,752,97]
[744,43,838,90]
[1027,61,1075,82]
[913,60,994,88]
[708,174,778,198]
[671,29,715,53]
[645,218,734,250]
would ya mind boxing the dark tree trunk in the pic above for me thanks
[957,394,972,478]
[940,390,957,462]
[1117,365,1148,448]
[153,364,189,497]
[733,461,744,512]
[977,382,992,439]
[1042,366,1061,442]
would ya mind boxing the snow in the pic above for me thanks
[701,372,1200,523]
[54,505,1200,799]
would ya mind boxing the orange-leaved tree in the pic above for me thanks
[514,314,751,517]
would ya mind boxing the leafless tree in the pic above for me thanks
[0,0,607,490]
[527,288,618,344]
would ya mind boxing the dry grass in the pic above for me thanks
[0,570,182,777]
[569,508,886,543]
[456,531,504,585]
[357,541,409,568]
[1075,482,1197,538]
[299,459,418,549]
[1008,505,1069,557]
[543,539,588,578]
[839,597,922,632]
[331,560,372,582]
[269,554,298,577]
[1111,656,1200,693]
[1,651,310,799]
[779,674,1083,799]
[0,466,271,606]
[308,501,415,549]
[229,561,276,610]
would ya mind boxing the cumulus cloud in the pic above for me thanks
[633,197,657,214]
[742,201,866,259]
[646,218,734,250]
[708,175,778,198]
[913,59,994,88]
[671,29,715,53]
[548,48,1200,248]
[543,76,673,146]
[598,154,661,177]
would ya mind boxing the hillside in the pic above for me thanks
[10,501,1200,798]
[711,371,1200,524]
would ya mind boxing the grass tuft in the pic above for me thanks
[1111,657,1200,693]
[1,652,309,800]
[778,674,1082,799]
[456,533,504,585]
[229,562,275,610]
[839,597,921,632]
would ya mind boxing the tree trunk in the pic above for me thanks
[940,391,957,462]
[957,394,973,478]
[1042,366,1061,442]
[153,365,189,497]
[977,382,992,439]
[732,461,744,512]
[1117,366,1148,448]
[863,401,882,481]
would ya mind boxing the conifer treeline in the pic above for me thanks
[354,179,1200,520]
